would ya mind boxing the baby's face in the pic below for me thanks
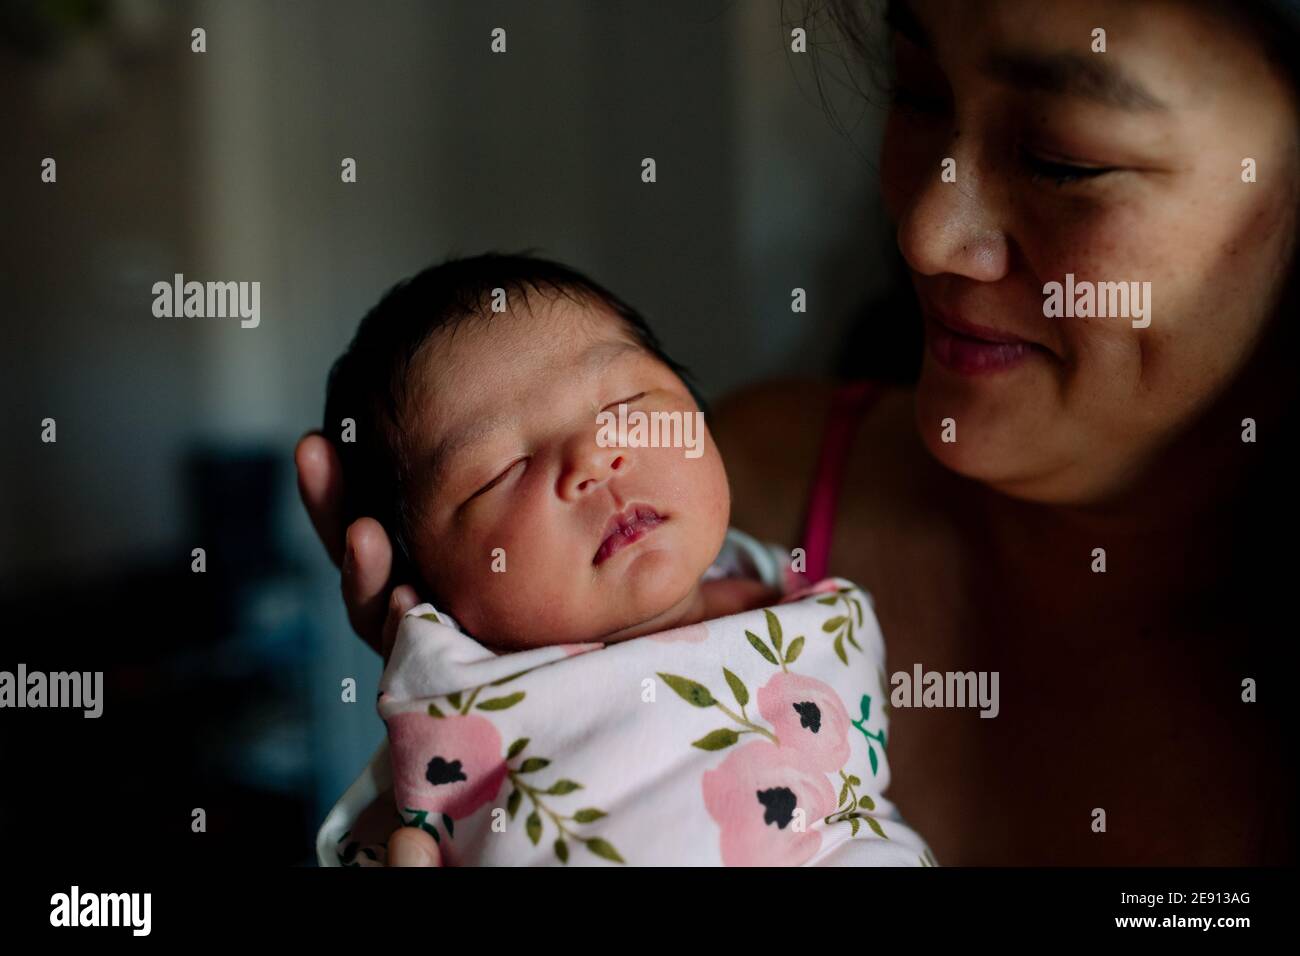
[401,293,730,650]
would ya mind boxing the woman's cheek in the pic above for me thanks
[881,116,940,221]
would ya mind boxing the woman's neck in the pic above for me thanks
[964,359,1290,640]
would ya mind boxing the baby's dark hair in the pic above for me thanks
[322,251,707,588]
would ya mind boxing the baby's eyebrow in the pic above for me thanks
[428,338,644,487]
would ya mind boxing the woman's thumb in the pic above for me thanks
[388,826,443,867]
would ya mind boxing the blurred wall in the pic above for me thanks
[2,0,888,844]
[3,0,887,581]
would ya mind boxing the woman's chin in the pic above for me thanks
[914,378,1053,490]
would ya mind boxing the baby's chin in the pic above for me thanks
[469,557,705,650]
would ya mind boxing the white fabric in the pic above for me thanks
[316,528,934,867]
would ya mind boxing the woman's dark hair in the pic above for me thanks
[322,251,706,588]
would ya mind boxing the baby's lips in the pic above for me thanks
[592,504,666,564]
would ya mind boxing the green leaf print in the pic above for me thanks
[507,737,529,759]
[744,630,780,666]
[545,779,583,795]
[784,636,805,664]
[722,668,749,708]
[692,728,741,751]
[476,691,526,711]
[658,672,716,707]
[585,838,625,864]
[506,762,623,862]
[764,609,784,652]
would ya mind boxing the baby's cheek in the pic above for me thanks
[693,444,732,528]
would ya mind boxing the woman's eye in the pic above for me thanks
[1021,148,1116,186]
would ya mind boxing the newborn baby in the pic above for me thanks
[314,253,935,867]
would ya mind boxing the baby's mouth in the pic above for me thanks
[593,505,666,565]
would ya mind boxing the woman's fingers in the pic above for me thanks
[388,826,442,866]
[297,433,422,654]
[294,432,346,567]
[343,518,395,656]
[382,585,422,663]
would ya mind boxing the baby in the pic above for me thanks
[314,253,934,867]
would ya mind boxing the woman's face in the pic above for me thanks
[881,0,1300,504]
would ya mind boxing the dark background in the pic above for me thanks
[0,0,911,864]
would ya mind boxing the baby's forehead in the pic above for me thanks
[430,291,638,365]
[403,296,654,452]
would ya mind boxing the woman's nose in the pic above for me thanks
[557,441,629,500]
[894,146,1011,283]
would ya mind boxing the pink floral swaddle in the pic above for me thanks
[371,573,936,867]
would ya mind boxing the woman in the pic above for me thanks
[297,0,1300,865]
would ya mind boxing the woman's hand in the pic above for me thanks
[294,431,420,659]
[387,826,443,867]
[297,432,437,868]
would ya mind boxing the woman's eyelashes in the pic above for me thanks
[1020,147,1117,186]
[888,70,1120,188]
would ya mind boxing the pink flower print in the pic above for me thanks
[758,672,851,773]
[386,711,508,820]
[702,742,837,866]
[647,621,710,644]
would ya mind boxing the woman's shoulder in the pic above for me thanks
[709,377,911,465]
[709,378,912,546]
[709,377,838,446]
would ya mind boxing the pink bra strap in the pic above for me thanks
[799,381,881,582]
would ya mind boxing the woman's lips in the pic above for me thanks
[593,506,666,565]
[924,313,1041,375]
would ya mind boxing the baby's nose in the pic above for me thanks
[561,444,629,499]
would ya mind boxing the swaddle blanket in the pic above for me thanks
[316,529,936,867]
